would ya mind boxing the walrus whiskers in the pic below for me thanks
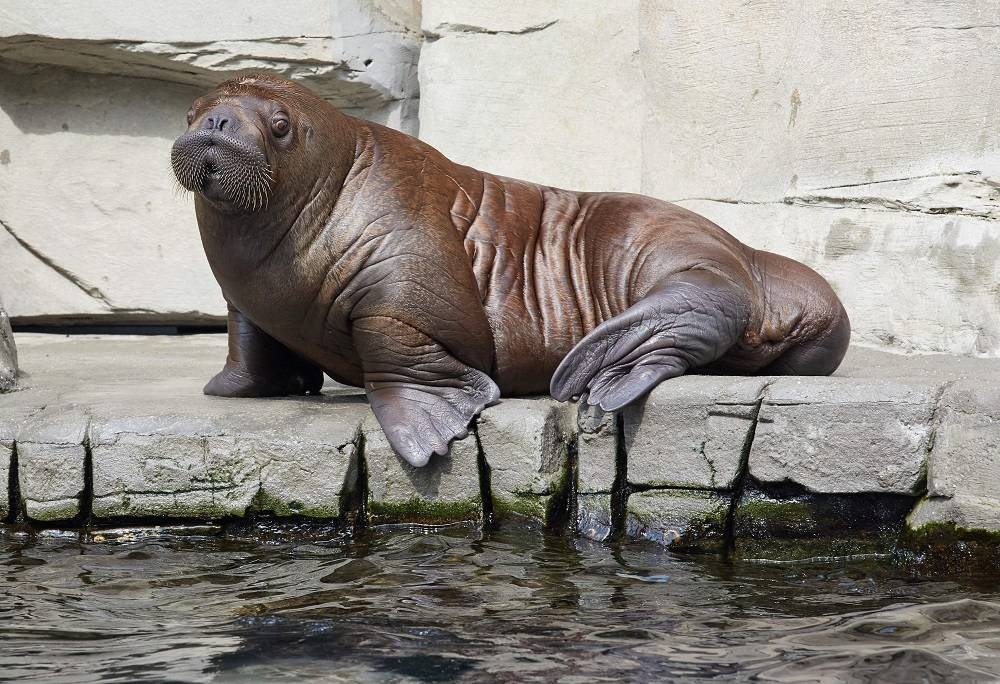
[170,129,272,210]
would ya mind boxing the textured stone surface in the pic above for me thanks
[0,0,419,324]
[89,406,366,521]
[625,489,730,548]
[576,404,618,494]
[0,1,421,124]
[363,415,483,523]
[908,380,1000,532]
[624,376,768,489]
[15,407,89,521]
[750,377,940,494]
[88,397,368,520]
[0,305,15,391]
[420,0,642,192]
[577,494,613,542]
[477,397,575,521]
[909,496,1000,534]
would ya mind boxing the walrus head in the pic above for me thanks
[171,74,346,216]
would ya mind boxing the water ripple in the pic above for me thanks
[0,525,998,682]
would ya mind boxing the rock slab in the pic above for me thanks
[477,397,575,522]
[750,377,940,494]
[624,376,767,489]
[0,306,15,392]
[909,380,1000,532]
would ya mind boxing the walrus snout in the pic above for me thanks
[171,127,274,212]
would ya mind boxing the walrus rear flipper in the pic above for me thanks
[550,269,751,412]
[355,316,500,467]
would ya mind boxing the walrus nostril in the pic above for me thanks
[205,116,230,131]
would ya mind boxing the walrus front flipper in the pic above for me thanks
[204,303,323,397]
[355,316,500,467]
[550,269,751,412]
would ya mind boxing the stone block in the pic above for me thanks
[909,496,1000,534]
[16,407,89,521]
[750,377,939,494]
[625,489,730,549]
[477,397,574,522]
[576,404,619,494]
[90,398,367,520]
[623,376,768,489]
[907,380,1000,532]
[577,493,613,542]
[0,306,16,392]
[362,415,483,523]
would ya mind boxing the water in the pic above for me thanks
[2,523,999,683]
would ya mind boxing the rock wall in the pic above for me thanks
[3,0,998,357]
[0,0,420,323]
[419,0,1000,356]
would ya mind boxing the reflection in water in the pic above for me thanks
[1,524,998,683]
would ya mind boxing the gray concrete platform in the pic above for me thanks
[2,334,1000,552]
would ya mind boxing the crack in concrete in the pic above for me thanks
[784,195,997,219]
[906,25,1000,31]
[5,440,20,523]
[609,412,630,538]
[471,421,495,528]
[722,396,765,557]
[673,171,998,220]
[1,218,115,306]
[424,20,559,42]
[914,380,958,502]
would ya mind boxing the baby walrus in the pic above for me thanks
[172,74,849,467]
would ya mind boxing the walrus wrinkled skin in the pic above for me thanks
[172,74,850,467]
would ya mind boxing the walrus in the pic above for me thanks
[171,74,849,467]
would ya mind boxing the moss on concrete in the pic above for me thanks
[25,498,80,523]
[368,496,482,525]
[493,493,549,522]
[249,489,341,520]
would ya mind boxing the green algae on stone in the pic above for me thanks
[625,488,729,553]
[249,489,341,520]
[732,487,916,561]
[368,496,482,525]
[492,493,567,526]
[24,497,81,523]
[900,521,1000,578]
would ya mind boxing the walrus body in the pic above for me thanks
[172,74,849,467]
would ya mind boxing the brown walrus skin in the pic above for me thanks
[171,74,850,467]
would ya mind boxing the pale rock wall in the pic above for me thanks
[0,0,420,323]
[419,0,1000,356]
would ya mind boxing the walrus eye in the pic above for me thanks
[271,115,290,138]
[186,109,195,125]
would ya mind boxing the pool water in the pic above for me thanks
[2,522,999,683]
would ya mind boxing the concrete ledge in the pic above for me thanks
[3,334,1000,557]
